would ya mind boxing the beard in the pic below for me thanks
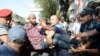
[30,21,37,26]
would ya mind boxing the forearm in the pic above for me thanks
[42,25,52,30]
[0,35,8,44]
[78,32,88,37]
[46,30,55,45]
[86,29,98,37]
[76,29,98,38]
[85,49,100,55]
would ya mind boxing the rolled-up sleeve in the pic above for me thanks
[96,26,100,32]
[0,28,7,35]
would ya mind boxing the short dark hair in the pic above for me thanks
[79,8,94,17]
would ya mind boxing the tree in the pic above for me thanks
[58,0,69,18]
[36,0,58,18]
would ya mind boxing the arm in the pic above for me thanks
[42,25,53,30]
[41,22,53,30]
[84,49,100,55]
[76,29,98,38]
[0,28,8,44]
[0,35,8,44]
[46,30,55,44]
[87,29,99,36]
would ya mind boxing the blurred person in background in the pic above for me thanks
[95,6,100,22]
[68,14,81,39]
[59,16,68,31]
[0,9,12,46]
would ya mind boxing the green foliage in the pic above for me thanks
[36,0,58,19]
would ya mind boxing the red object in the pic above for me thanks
[0,9,12,17]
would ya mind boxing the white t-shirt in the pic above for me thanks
[60,21,68,31]
[68,21,81,34]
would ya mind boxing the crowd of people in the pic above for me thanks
[0,2,100,56]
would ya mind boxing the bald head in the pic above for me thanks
[50,15,59,26]
[29,14,36,19]
[50,15,58,20]
[29,14,36,24]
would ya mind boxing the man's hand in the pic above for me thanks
[74,32,88,40]
[71,43,86,53]
[71,46,79,52]
[76,32,88,38]
[70,35,75,39]
[77,43,86,52]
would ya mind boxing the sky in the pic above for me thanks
[0,0,37,18]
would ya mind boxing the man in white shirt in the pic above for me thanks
[60,16,68,31]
